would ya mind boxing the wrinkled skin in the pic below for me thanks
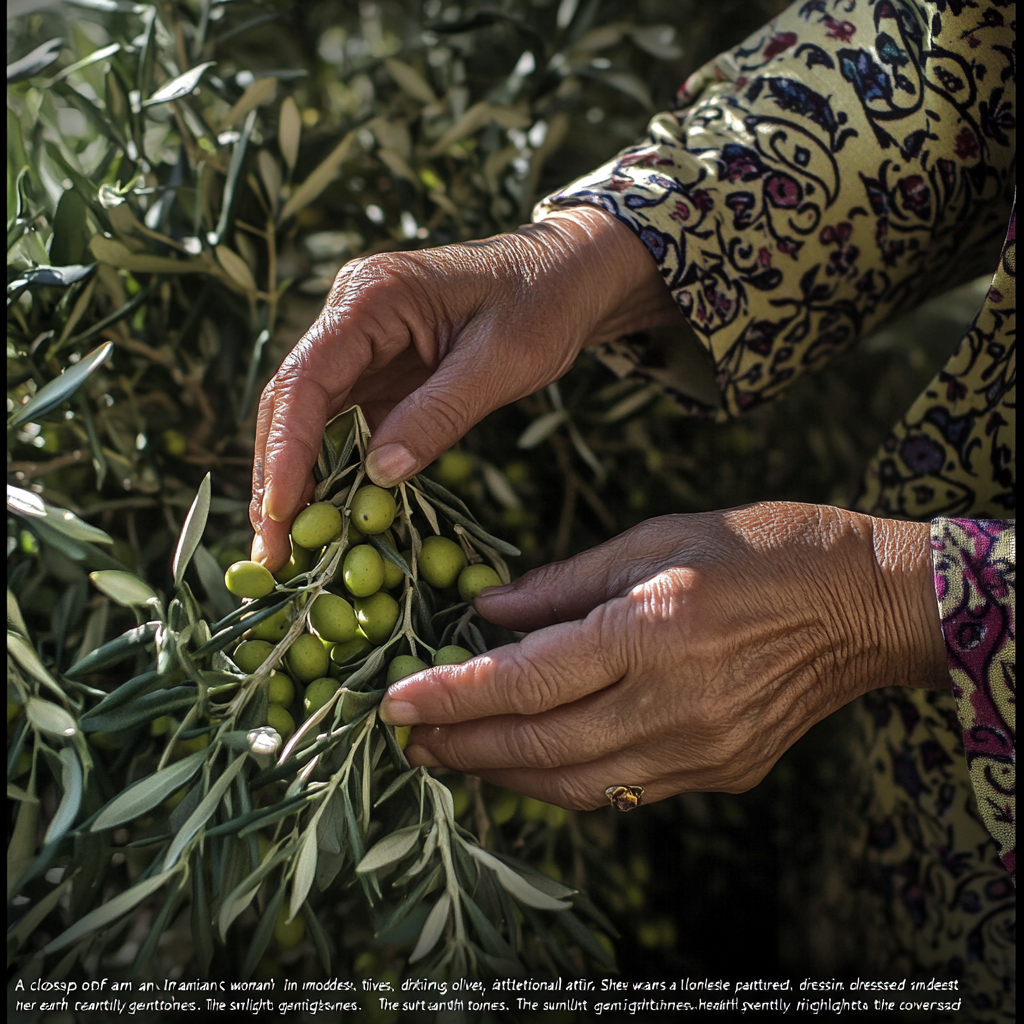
[380,501,949,809]
[252,206,949,810]
[250,207,681,569]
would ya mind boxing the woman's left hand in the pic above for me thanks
[379,502,949,809]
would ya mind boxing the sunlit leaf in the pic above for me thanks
[7,486,113,546]
[356,824,422,874]
[279,130,358,223]
[384,58,436,104]
[51,42,121,82]
[89,570,160,609]
[221,75,276,129]
[26,698,77,740]
[43,748,83,844]
[173,474,211,588]
[409,891,451,963]
[278,96,301,172]
[8,341,112,427]
[91,749,207,830]
[7,38,63,84]
[144,61,216,106]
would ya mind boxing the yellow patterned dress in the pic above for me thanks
[536,0,1014,1018]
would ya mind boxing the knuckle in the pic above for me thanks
[505,651,562,715]
[504,719,564,769]
[550,774,601,812]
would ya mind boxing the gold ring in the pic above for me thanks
[605,785,644,812]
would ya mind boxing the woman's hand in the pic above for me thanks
[249,206,682,570]
[379,503,949,809]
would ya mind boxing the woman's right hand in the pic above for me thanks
[250,205,683,570]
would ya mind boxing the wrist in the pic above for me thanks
[866,515,950,691]
[525,205,684,345]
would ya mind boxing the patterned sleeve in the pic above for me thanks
[535,0,1016,420]
[931,518,1016,881]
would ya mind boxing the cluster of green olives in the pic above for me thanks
[222,481,502,747]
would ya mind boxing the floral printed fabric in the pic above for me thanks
[535,0,1015,1012]
[932,518,1016,880]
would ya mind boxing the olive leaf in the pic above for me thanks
[89,570,160,610]
[464,845,571,910]
[65,621,158,677]
[43,869,178,954]
[43,748,83,844]
[356,824,423,874]
[144,61,216,106]
[409,890,452,963]
[8,341,112,428]
[163,751,248,871]
[172,473,212,588]
[279,129,358,223]
[7,487,112,547]
[7,38,63,83]
[91,748,208,831]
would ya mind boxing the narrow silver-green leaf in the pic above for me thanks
[465,845,570,910]
[356,824,422,875]
[7,38,63,84]
[409,891,451,963]
[8,632,63,700]
[91,749,207,831]
[288,826,319,923]
[44,748,83,844]
[173,473,211,587]
[9,341,112,428]
[89,570,159,609]
[51,42,121,82]
[163,752,247,870]
[517,409,567,449]
[25,698,76,740]
[42,869,176,954]
[7,486,113,546]
[65,621,159,678]
[144,61,216,106]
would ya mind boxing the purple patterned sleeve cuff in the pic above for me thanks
[931,518,1016,882]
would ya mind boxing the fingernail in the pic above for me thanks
[366,444,417,487]
[379,700,420,726]
[405,744,441,768]
[250,534,268,565]
[261,487,288,523]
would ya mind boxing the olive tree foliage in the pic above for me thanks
[10,0,971,988]
[9,0,778,985]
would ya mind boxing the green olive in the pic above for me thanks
[342,544,385,597]
[233,639,275,673]
[418,536,467,589]
[273,903,306,948]
[217,546,248,571]
[309,593,358,643]
[291,501,342,550]
[286,633,331,683]
[303,677,339,716]
[325,409,355,449]
[267,671,295,707]
[382,556,405,590]
[386,655,428,684]
[350,485,397,535]
[329,635,374,677]
[354,592,400,645]
[274,540,313,584]
[433,645,473,666]
[433,450,474,487]
[249,605,291,642]
[266,704,295,741]
[458,564,502,602]
[224,560,276,599]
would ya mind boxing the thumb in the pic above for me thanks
[476,527,666,632]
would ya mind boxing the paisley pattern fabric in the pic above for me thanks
[534,0,1016,1015]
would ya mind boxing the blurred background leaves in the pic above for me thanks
[8,0,986,1006]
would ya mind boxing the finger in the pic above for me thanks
[475,518,690,631]
[398,679,640,772]
[250,476,314,570]
[380,600,629,726]
[365,322,568,487]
